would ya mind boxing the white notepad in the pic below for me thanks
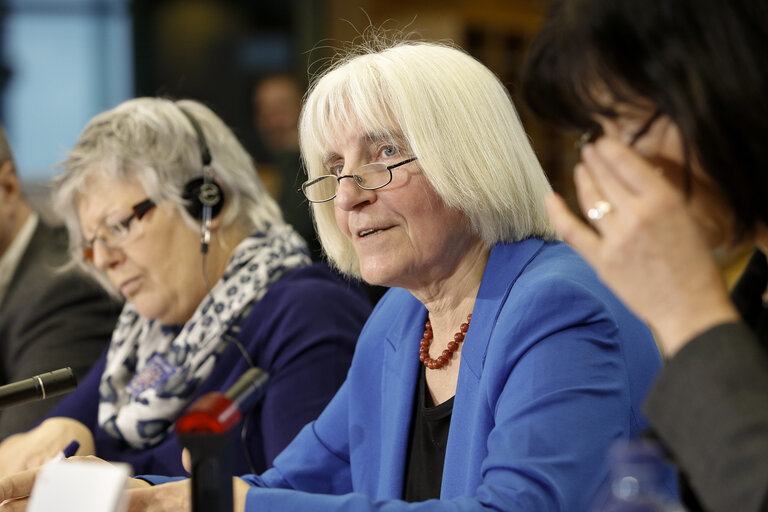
[27,460,130,512]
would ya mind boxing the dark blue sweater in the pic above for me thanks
[43,263,371,476]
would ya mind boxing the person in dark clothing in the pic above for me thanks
[523,1,768,510]
[0,124,120,441]
[252,74,322,261]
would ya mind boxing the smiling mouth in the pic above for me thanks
[358,227,389,238]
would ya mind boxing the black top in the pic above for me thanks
[402,366,454,502]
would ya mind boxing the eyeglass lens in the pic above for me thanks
[302,163,391,203]
[82,199,155,262]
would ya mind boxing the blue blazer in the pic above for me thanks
[148,240,663,510]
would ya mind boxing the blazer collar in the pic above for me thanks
[460,238,547,378]
[382,239,548,356]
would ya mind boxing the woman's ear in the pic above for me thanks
[0,161,21,200]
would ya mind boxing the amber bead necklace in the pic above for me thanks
[419,313,472,370]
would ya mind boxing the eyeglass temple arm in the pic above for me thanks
[387,156,418,170]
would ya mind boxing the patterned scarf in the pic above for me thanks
[98,225,310,449]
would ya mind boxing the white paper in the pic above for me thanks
[27,460,130,512]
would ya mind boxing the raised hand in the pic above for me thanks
[545,138,739,356]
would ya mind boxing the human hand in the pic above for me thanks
[125,477,249,512]
[0,456,117,511]
[0,418,95,477]
[125,479,190,512]
[0,468,36,511]
[545,138,740,356]
[181,448,191,474]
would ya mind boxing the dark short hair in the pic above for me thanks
[522,0,768,239]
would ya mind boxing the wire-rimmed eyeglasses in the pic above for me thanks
[81,198,156,262]
[301,157,418,203]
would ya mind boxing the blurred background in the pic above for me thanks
[1,0,578,229]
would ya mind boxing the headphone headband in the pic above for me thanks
[175,103,225,255]
[177,105,212,167]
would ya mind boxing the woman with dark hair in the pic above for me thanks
[523,1,768,511]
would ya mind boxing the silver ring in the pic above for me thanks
[587,200,613,221]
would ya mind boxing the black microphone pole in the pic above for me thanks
[0,368,77,410]
[176,367,269,512]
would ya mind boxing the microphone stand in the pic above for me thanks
[178,425,235,512]
[176,368,269,512]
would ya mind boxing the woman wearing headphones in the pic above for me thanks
[0,98,371,478]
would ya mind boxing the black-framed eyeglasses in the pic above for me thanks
[82,198,156,262]
[575,110,662,151]
[300,157,418,203]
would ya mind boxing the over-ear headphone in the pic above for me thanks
[182,177,225,220]
[177,105,225,254]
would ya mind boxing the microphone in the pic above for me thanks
[177,367,269,512]
[176,367,269,435]
[0,368,78,410]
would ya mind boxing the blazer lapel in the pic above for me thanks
[1,222,63,310]
[441,239,547,498]
[378,291,426,498]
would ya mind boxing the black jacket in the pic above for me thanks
[644,250,768,512]
[0,221,121,438]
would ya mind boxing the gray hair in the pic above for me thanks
[53,97,283,286]
[300,41,557,277]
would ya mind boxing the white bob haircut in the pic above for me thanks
[300,41,557,278]
[53,97,284,289]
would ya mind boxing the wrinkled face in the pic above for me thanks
[77,174,208,325]
[590,99,735,248]
[326,123,480,291]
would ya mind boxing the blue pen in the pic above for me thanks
[62,440,80,458]
[51,440,80,462]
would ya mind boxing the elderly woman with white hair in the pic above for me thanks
[0,98,370,479]
[1,43,664,511]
